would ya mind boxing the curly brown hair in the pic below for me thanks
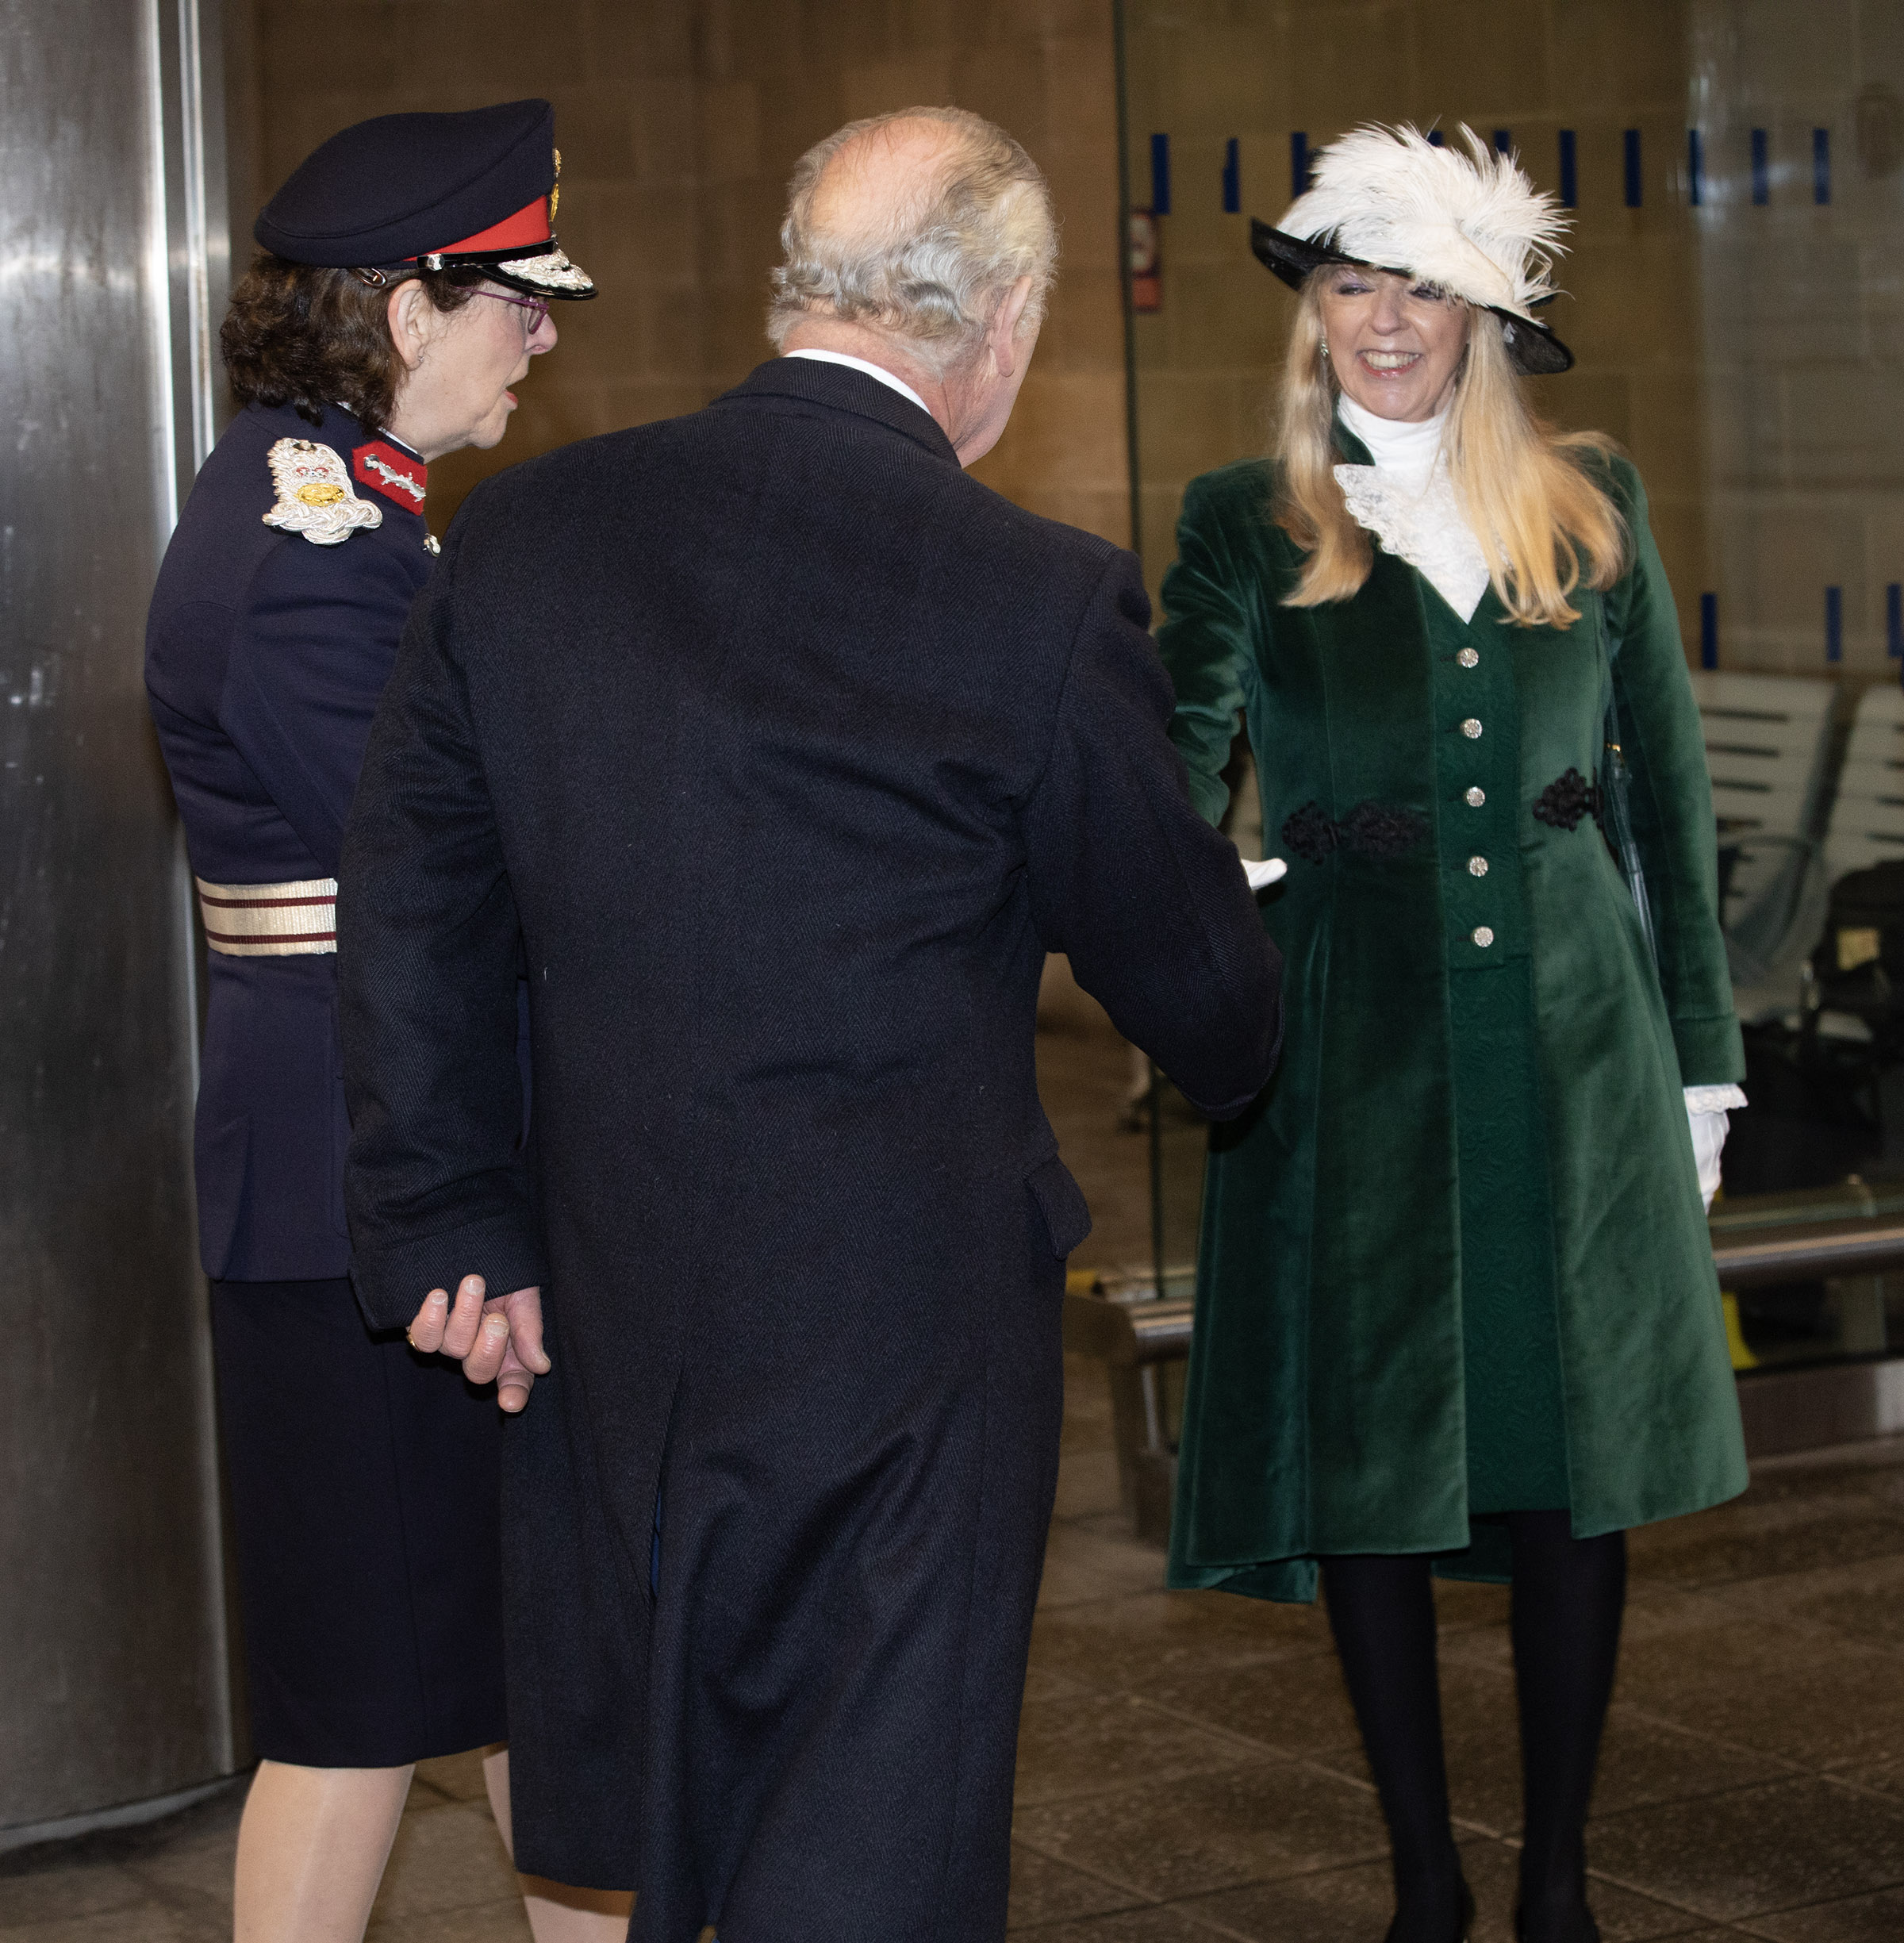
[221,252,484,434]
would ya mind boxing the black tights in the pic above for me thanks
[1321,1512,1628,1941]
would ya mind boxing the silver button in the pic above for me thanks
[1457,647,1480,668]
[1472,925,1495,947]
[1461,717,1483,739]
[1464,786,1485,808]
[1468,855,1489,877]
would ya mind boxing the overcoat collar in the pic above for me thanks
[721,358,961,467]
[1331,405,1373,468]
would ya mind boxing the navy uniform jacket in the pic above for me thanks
[147,400,435,1282]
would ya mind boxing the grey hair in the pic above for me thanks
[766,106,1058,367]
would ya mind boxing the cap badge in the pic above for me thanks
[351,440,428,511]
[262,439,382,545]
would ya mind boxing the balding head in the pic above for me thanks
[768,108,1058,371]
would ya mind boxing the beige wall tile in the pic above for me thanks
[543,90,635,182]
[629,81,701,186]
[997,371,1130,486]
[1038,268,1126,374]
[699,177,789,290]
[697,81,762,182]
[1042,151,1119,271]
[1411,0,1553,120]
[1010,486,1132,548]
[1168,263,1288,373]
[1783,364,1904,488]
[1719,497,1867,640]
[950,48,1050,154]
[758,75,849,172]
[1158,25,1289,136]
[839,58,957,122]
[1553,0,1687,111]
[1138,371,1255,483]
[1736,0,1860,99]
[1045,39,1119,156]
[1294,6,1418,140]
[1552,372,1632,451]
[601,380,722,428]
[246,0,1127,552]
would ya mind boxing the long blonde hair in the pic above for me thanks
[1276,277,1627,628]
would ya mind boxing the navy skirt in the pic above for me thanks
[211,1277,509,1766]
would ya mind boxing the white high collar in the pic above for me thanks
[1333,396,1490,621]
[1337,394,1447,493]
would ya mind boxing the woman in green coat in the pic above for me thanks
[1160,126,1748,1943]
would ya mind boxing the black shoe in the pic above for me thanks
[1514,1900,1599,1943]
[1387,1880,1475,1943]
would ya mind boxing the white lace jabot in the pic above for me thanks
[1334,395,1491,623]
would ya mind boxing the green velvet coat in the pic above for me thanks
[1161,440,1749,1603]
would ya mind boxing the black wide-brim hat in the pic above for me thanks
[256,98,595,299]
[1250,218,1571,376]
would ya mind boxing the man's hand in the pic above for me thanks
[408,1276,550,1412]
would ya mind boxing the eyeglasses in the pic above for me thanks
[470,288,551,332]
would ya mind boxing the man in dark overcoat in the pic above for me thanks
[339,107,1282,1943]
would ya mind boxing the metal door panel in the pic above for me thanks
[0,0,235,1832]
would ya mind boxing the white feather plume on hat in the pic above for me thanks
[1277,124,1568,324]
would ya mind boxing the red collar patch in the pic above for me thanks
[351,441,428,512]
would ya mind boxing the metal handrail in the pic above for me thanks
[1068,1214,1904,1365]
[1714,1218,1904,1288]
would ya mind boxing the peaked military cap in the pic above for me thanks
[255,99,595,299]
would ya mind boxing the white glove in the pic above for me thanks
[1244,856,1288,891]
[1685,1085,1746,1211]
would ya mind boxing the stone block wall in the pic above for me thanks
[1692,0,1904,675]
[1120,0,1714,639]
[233,0,1130,540]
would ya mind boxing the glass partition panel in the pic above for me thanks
[1120,2,1904,1377]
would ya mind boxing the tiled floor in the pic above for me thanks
[10,1024,1904,1939]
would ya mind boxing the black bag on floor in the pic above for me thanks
[1810,859,1904,1028]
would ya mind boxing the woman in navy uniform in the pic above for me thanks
[145,102,624,1942]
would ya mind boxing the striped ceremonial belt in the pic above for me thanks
[196,877,338,956]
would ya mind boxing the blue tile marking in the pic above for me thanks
[1700,592,1718,670]
[1559,129,1578,208]
[1493,129,1512,156]
[1688,128,1704,208]
[1752,128,1770,205]
[1814,127,1831,204]
[1826,585,1844,663]
[1150,132,1171,215]
[1624,129,1642,207]
[1291,129,1309,198]
[1887,582,1902,659]
[1223,136,1240,214]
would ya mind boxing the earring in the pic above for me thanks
[1319,336,1329,357]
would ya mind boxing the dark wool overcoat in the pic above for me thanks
[339,359,1284,1943]
[1161,439,1748,1605]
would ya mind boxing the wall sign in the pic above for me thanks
[1130,209,1161,313]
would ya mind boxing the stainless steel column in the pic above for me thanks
[0,0,237,1839]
